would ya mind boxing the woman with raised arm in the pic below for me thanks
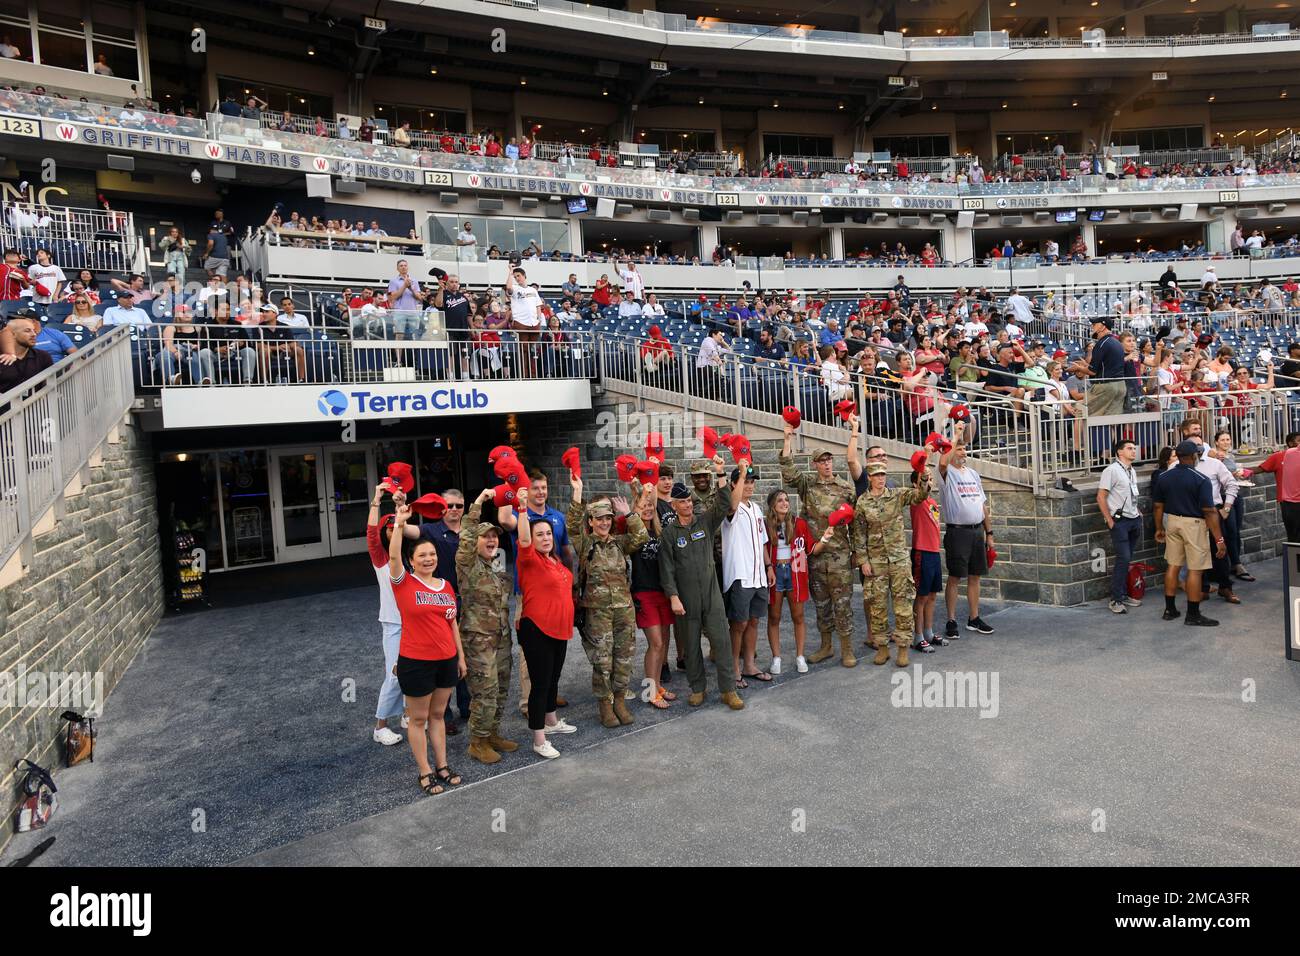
[388,501,467,795]
[515,499,578,758]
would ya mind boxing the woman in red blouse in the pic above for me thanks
[515,503,577,759]
[389,503,467,795]
[591,274,614,308]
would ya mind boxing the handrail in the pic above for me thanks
[0,325,134,572]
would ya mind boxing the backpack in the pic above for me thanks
[60,710,95,767]
[13,759,57,833]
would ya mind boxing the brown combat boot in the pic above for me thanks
[807,634,835,664]
[612,695,635,725]
[896,645,910,668]
[468,737,501,764]
[487,734,518,753]
[719,691,745,710]
[597,698,620,728]
[688,691,706,706]
[873,642,891,666]
[839,636,857,668]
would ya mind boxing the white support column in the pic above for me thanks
[951,220,974,263]
[829,226,845,260]
[698,223,718,260]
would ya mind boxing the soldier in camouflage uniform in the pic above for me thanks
[567,475,650,729]
[780,423,859,666]
[850,458,933,667]
[457,490,517,764]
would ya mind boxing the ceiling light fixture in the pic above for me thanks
[307,45,315,56]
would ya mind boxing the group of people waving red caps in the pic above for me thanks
[370,407,980,794]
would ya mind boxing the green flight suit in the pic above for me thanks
[658,489,736,695]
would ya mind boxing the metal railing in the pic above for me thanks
[1,201,135,274]
[125,319,599,389]
[0,326,134,571]
[267,227,423,254]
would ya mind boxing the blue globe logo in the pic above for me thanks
[317,390,348,416]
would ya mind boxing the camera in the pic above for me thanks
[190,166,202,184]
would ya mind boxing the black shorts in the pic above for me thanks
[396,655,458,697]
[944,525,988,579]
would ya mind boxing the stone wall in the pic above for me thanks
[0,419,161,855]
[980,475,1285,606]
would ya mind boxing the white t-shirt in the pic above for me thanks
[642,302,666,319]
[27,263,65,303]
[940,464,987,526]
[1007,293,1034,325]
[1245,234,1264,250]
[620,268,644,299]
[721,500,769,591]
[278,311,309,328]
[1201,269,1217,286]
[510,284,542,327]
[964,320,989,338]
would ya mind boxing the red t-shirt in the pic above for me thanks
[485,141,501,157]
[1260,450,1287,501]
[1281,447,1300,503]
[0,263,30,300]
[517,539,574,640]
[390,571,457,660]
[910,498,941,552]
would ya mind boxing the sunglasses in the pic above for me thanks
[444,503,464,509]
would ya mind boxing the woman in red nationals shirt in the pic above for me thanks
[389,502,467,796]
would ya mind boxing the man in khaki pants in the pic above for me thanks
[1152,440,1227,628]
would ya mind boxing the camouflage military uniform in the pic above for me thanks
[850,469,931,655]
[456,502,512,739]
[780,452,858,663]
[567,498,648,702]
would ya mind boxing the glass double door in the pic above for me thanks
[269,445,376,562]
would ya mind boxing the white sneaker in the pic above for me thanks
[534,740,560,759]
[770,656,782,676]
[400,715,409,730]
[543,718,577,735]
[795,656,808,674]
[373,727,402,746]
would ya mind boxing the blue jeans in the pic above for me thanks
[376,621,404,720]
[155,345,214,384]
[1110,515,1142,603]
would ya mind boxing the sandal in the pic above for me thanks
[418,772,445,796]
[649,689,671,710]
[734,676,749,689]
[659,687,677,701]
[435,765,462,787]
[1220,591,1242,605]
[1233,570,1256,582]
[742,671,774,683]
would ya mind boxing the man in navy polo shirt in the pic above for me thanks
[1071,316,1127,417]
[1152,440,1227,627]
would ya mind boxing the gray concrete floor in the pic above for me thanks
[5,557,1299,867]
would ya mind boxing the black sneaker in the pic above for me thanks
[676,657,687,672]
[1161,608,1181,621]
[945,619,959,639]
[660,663,671,684]
[930,634,950,646]
[967,617,995,635]
[913,638,936,653]
[1185,614,1219,627]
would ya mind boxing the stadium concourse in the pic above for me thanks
[4,0,1300,878]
